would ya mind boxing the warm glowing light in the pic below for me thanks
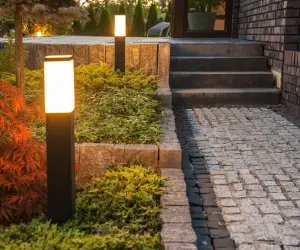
[37,31,42,37]
[44,55,75,113]
[115,15,126,37]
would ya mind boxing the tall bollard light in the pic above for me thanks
[114,15,126,72]
[44,55,76,224]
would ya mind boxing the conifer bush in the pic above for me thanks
[131,0,145,37]
[146,3,158,32]
[98,7,113,36]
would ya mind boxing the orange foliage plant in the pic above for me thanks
[0,81,47,224]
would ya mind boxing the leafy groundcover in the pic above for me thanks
[1,62,164,144]
[0,165,165,250]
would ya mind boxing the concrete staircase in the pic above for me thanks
[170,42,281,106]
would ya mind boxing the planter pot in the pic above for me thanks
[188,12,217,31]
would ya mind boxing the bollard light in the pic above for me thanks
[44,55,76,224]
[114,15,126,72]
[37,31,42,37]
[115,15,126,37]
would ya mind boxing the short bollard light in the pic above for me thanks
[114,15,126,72]
[37,31,42,37]
[44,55,76,224]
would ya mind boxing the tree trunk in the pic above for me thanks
[15,6,24,97]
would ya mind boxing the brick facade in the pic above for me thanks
[232,0,240,38]
[237,0,300,71]
[282,51,300,115]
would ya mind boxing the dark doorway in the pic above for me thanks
[171,0,233,38]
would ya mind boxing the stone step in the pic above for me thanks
[169,72,274,89]
[172,88,281,106]
[170,56,268,72]
[171,43,262,57]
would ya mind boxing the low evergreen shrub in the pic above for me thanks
[75,88,163,143]
[0,165,165,249]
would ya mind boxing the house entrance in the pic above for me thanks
[171,0,233,38]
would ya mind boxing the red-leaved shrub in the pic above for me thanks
[0,81,47,224]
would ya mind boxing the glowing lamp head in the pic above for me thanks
[44,55,75,113]
[114,15,126,37]
[37,31,42,37]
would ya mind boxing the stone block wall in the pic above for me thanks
[282,50,300,115]
[22,43,170,80]
[237,0,300,72]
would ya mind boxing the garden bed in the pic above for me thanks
[0,60,180,184]
[0,39,184,248]
[0,37,179,180]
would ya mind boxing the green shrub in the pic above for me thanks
[0,165,165,249]
[0,218,162,250]
[75,165,165,234]
[146,4,158,32]
[98,7,113,36]
[131,0,145,37]
[75,88,163,143]
[74,62,158,93]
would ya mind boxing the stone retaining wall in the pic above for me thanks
[9,42,170,82]
[282,50,300,115]
[75,108,181,186]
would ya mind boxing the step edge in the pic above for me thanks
[170,56,267,59]
[169,71,273,75]
[171,88,281,93]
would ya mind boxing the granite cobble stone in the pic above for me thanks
[181,107,300,249]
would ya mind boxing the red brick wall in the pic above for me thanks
[282,50,300,114]
[236,0,300,71]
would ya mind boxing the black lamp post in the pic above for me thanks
[44,55,76,224]
[114,15,126,72]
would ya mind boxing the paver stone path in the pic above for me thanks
[176,107,300,250]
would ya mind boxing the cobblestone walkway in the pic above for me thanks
[175,107,300,250]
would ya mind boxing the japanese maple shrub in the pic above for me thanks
[0,81,47,224]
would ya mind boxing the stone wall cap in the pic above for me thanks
[79,143,115,148]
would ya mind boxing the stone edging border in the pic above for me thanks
[160,169,197,249]
[75,107,182,186]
